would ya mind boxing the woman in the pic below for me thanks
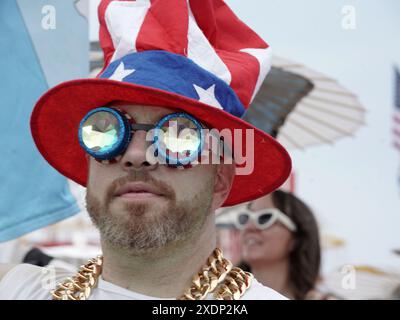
[236,190,322,300]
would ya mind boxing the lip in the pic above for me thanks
[114,182,164,200]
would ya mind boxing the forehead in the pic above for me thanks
[250,194,275,211]
[111,104,177,123]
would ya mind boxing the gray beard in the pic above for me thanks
[86,181,213,255]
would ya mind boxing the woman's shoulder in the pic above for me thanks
[305,288,340,300]
[241,277,289,300]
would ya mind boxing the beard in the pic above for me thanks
[86,170,214,255]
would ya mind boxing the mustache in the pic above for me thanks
[105,171,176,205]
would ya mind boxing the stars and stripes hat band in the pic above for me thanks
[30,0,291,206]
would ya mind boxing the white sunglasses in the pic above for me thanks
[234,207,297,232]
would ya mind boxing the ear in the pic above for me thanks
[211,163,236,211]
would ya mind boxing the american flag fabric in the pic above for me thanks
[394,67,400,152]
[97,0,272,114]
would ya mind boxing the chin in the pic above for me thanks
[129,202,172,222]
[242,247,266,262]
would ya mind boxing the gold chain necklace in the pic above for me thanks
[51,248,253,300]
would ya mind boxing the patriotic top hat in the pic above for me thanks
[30,0,291,207]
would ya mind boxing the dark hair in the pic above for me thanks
[239,190,321,300]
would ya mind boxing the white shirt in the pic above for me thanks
[0,264,287,300]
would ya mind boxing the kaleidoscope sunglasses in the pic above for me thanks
[78,107,206,167]
[234,207,297,232]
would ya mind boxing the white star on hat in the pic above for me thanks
[108,62,135,81]
[193,84,223,110]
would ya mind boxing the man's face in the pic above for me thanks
[86,104,231,254]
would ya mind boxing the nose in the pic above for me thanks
[242,217,258,232]
[119,130,158,172]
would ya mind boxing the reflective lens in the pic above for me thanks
[158,115,202,159]
[81,111,120,153]
[258,213,273,226]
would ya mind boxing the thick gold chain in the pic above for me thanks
[52,256,103,300]
[51,248,252,300]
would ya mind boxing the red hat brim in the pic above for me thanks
[30,78,291,207]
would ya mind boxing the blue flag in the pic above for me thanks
[0,0,88,242]
[395,67,400,110]
[394,67,400,152]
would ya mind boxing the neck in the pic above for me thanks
[250,258,294,299]
[101,214,217,298]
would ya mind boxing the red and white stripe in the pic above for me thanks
[97,0,271,108]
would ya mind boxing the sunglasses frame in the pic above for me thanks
[153,112,205,165]
[235,207,297,232]
[78,107,205,166]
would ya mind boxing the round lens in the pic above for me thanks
[157,115,202,163]
[81,111,121,153]
[237,213,249,227]
[258,213,273,226]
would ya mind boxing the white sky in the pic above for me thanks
[88,0,400,272]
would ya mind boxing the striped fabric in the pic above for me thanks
[97,0,272,110]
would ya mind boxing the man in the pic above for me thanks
[0,0,291,299]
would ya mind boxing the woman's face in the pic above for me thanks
[240,194,294,265]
